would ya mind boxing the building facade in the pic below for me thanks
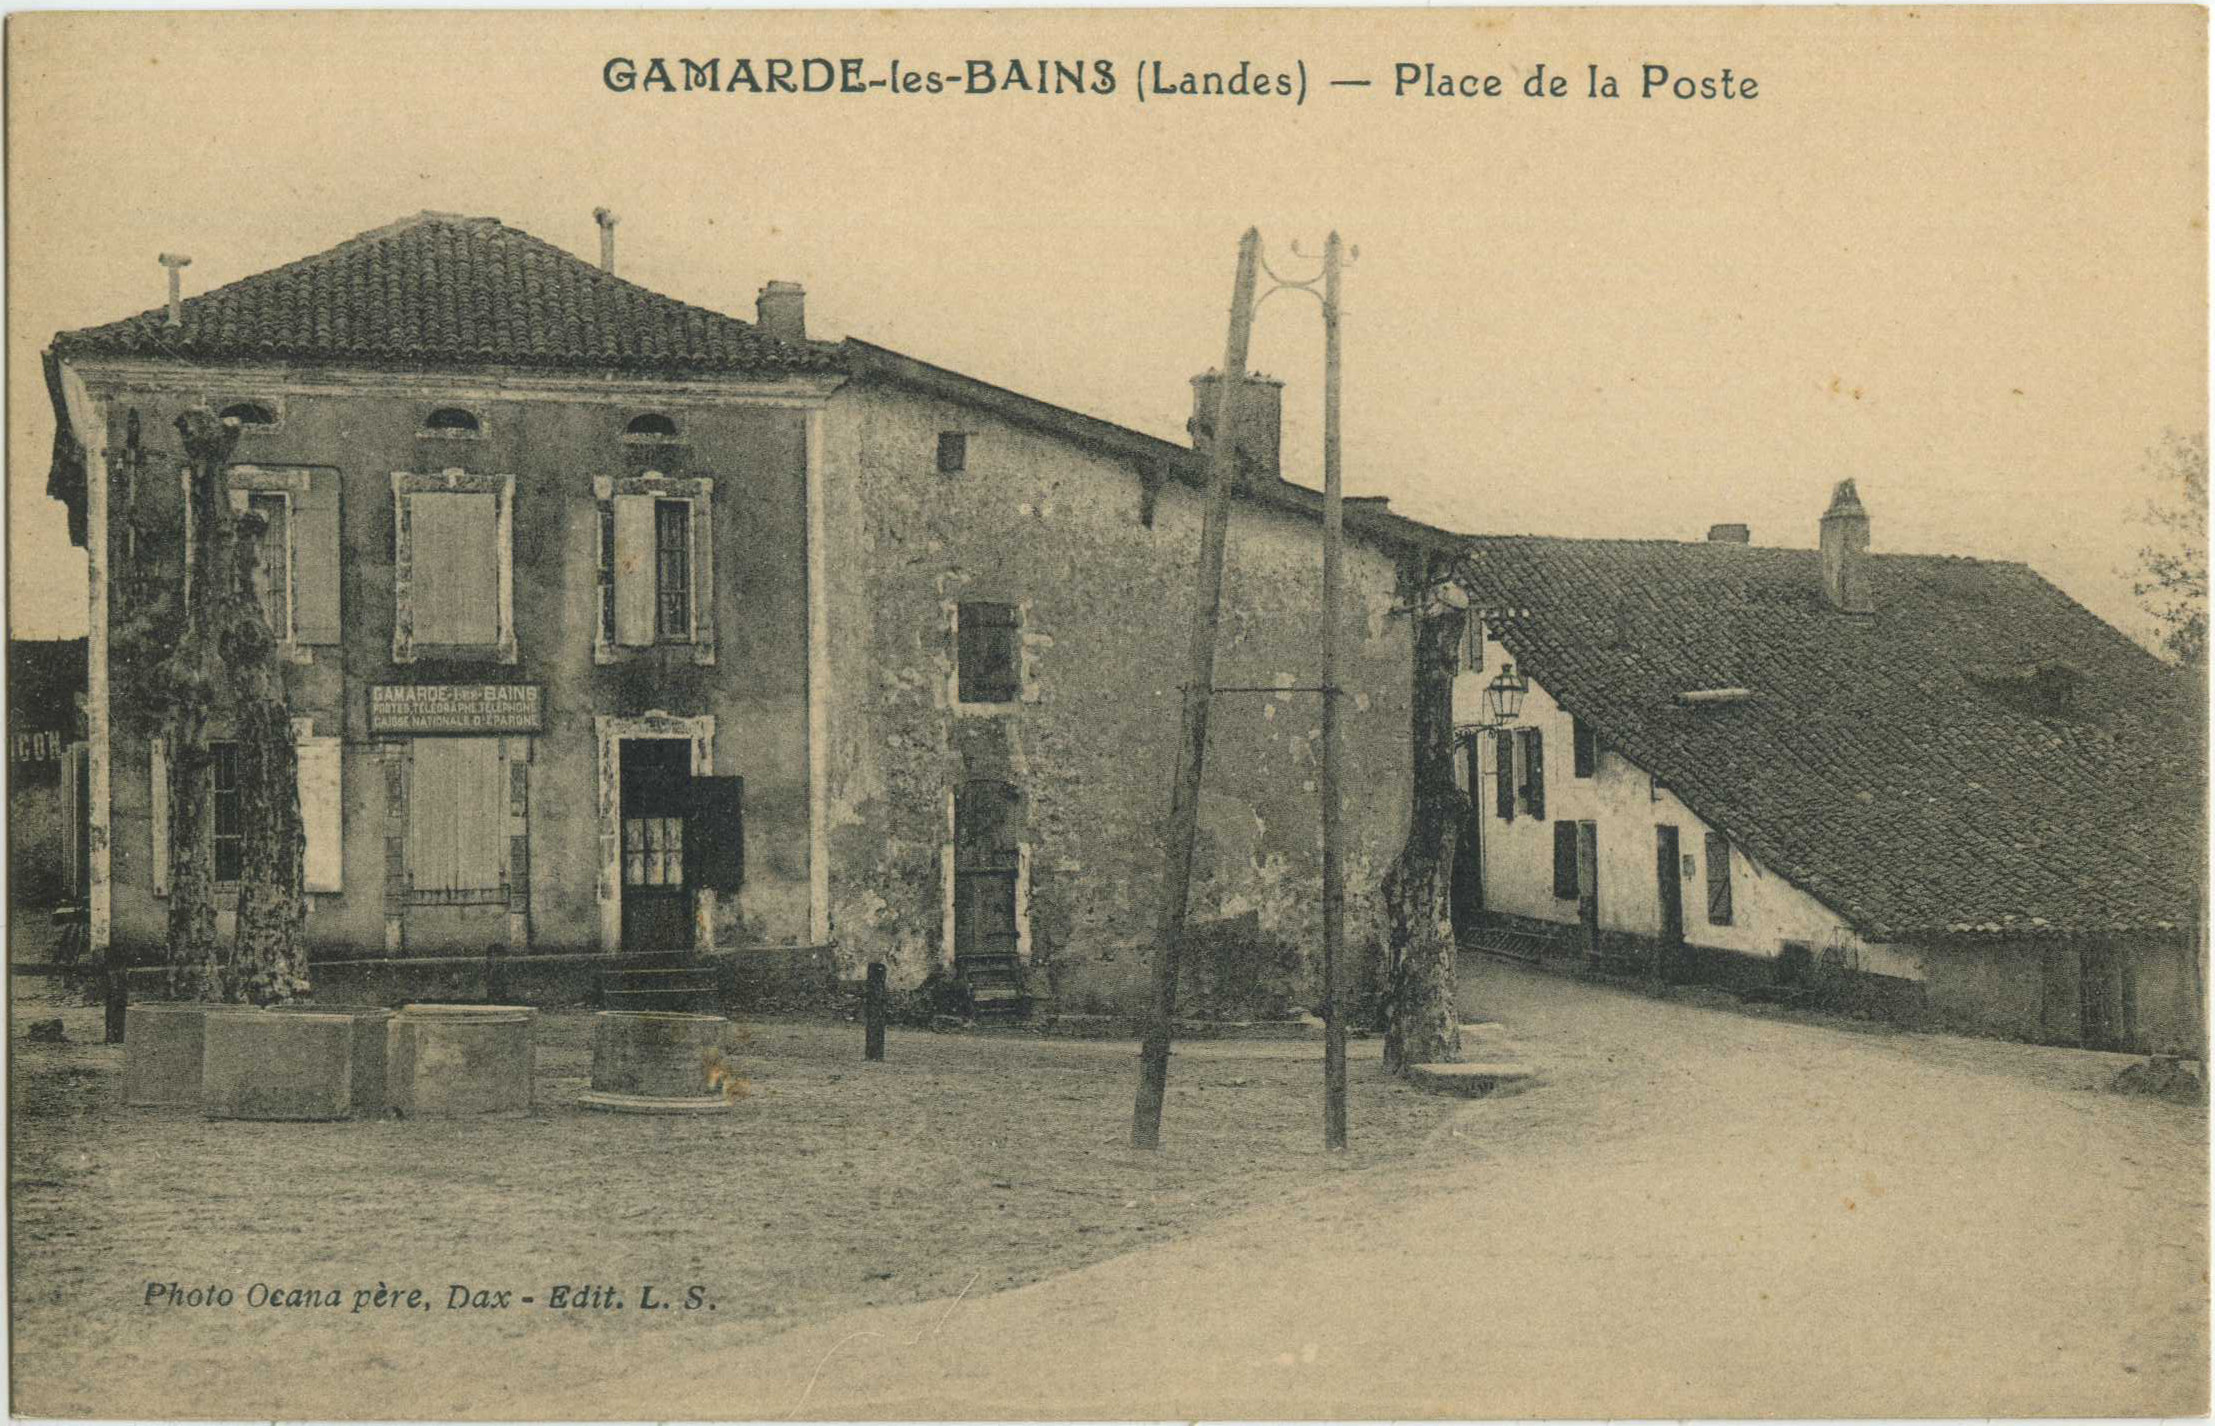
[48,211,1454,1015]
[1449,490,2205,1054]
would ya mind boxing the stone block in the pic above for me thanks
[266,1004,395,1117]
[580,1011,740,1114]
[123,1002,230,1108]
[387,1005,535,1117]
[201,1012,354,1121]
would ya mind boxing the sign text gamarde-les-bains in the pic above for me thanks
[368,684,544,736]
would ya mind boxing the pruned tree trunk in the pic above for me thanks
[159,411,236,999]
[225,522,308,1005]
[1383,595,1465,1074]
[154,408,307,1004]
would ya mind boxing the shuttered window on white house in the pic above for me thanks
[403,738,507,900]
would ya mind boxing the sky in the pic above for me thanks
[8,7,2206,646]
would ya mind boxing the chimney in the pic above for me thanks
[757,281,806,344]
[1819,479,1874,614]
[1188,370,1284,483]
[157,253,192,326]
[593,208,618,273]
[1705,523,1750,544]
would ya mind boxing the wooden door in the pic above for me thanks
[1655,824,1684,979]
[2078,944,2136,1051]
[620,739,694,952]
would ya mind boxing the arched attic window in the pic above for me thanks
[422,406,482,437]
[218,401,278,431]
[625,412,680,441]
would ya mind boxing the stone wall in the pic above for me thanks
[819,378,1418,1013]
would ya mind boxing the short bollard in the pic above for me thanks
[864,962,887,1062]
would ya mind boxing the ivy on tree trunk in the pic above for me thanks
[154,409,306,1004]
[1382,589,1465,1075]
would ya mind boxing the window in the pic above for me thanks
[246,491,291,640]
[625,412,679,440]
[596,476,715,663]
[1552,820,1579,900]
[1572,716,1597,779]
[957,602,1020,705]
[954,780,1021,959]
[937,432,968,474]
[1516,727,1546,819]
[404,738,508,902]
[597,504,617,646]
[1459,615,1484,672]
[211,741,242,883]
[392,472,515,664]
[422,407,481,436]
[218,401,278,431]
[1705,832,1734,925]
[150,725,342,896]
[655,499,692,640]
[1493,728,1515,823]
[226,467,340,647]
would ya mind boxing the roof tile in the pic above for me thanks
[1462,535,2204,939]
[50,211,840,377]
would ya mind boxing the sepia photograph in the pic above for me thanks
[4,6,2208,1419]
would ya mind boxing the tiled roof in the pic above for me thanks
[49,212,841,376]
[1462,534,2205,939]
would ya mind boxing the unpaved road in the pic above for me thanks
[10,958,2205,1418]
[583,960,2209,1419]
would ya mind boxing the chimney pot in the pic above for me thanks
[157,252,192,327]
[593,208,618,273]
[757,281,807,344]
[1188,369,1284,484]
[1819,479,1874,614]
[1706,523,1751,544]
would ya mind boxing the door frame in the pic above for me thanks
[595,712,715,953]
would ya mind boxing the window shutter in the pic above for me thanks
[1576,820,1600,938]
[411,493,499,645]
[293,471,341,645]
[1494,729,1515,822]
[297,734,343,893]
[688,775,746,892]
[1553,820,1578,899]
[1524,728,1546,820]
[405,738,505,892]
[1705,832,1733,925]
[1572,716,1596,779]
[149,738,171,898]
[612,494,659,647]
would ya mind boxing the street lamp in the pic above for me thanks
[1483,663,1530,729]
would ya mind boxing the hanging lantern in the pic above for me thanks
[1485,663,1530,726]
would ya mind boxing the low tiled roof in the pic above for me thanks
[1462,534,2205,939]
[49,212,841,376]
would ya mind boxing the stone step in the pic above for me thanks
[1405,1061,1539,1099]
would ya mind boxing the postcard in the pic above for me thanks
[6,6,2207,1419]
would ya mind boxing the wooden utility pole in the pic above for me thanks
[1319,233,1349,1150]
[1132,228,1262,1150]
